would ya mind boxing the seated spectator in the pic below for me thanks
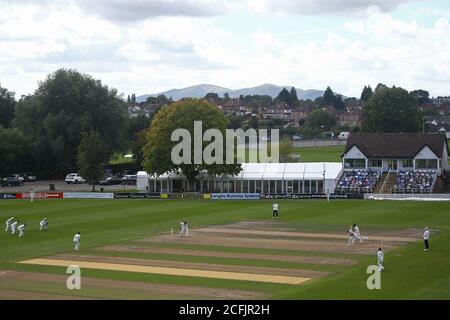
[394,171,437,192]
[337,169,380,192]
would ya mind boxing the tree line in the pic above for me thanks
[0,69,436,184]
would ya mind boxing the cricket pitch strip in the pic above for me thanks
[20,258,311,285]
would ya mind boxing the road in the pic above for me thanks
[0,180,138,193]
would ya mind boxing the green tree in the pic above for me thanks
[0,85,16,128]
[275,88,290,104]
[247,115,259,129]
[77,131,109,191]
[142,98,241,181]
[0,127,29,174]
[360,85,373,102]
[306,109,336,132]
[279,136,295,162]
[410,89,430,105]
[204,92,220,101]
[227,114,243,130]
[374,83,388,94]
[322,86,335,106]
[361,86,421,133]
[289,87,298,105]
[13,69,127,172]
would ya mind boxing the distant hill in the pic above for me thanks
[136,83,324,102]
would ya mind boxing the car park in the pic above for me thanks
[1,177,24,187]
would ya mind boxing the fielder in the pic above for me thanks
[5,217,14,232]
[73,232,81,251]
[10,220,19,235]
[30,189,36,203]
[377,248,384,271]
[272,201,279,219]
[179,221,189,237]
[17,223,26,237]
[40,218,49,231]
[423,227,430,251]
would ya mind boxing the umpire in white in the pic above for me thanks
[423,227,430,251]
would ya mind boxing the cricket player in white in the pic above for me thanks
[5,217,14,232]
[30,189,36,203]
[423,227,430,251]
[73,232,81,251]
[272,202,279,219]
[179,221,189,237]
[10,221,19,235]
[353,224,364,243]
[347,226,357,246]
[377,248,384,271]
[40,218,48,231]
[17,223,26,237]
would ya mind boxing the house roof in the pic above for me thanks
[344,133,448,158]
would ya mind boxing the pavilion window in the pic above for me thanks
[249,180,255,193]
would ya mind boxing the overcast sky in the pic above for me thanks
[0,0,449,98]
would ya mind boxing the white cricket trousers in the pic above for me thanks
[74,241,80,251]
[179,226,189,237]
[378,260,384,271]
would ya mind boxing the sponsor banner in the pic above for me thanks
[261,193,364,200]
[17,192,63,199]
[161,193,203,199]
[210,193,261,200]
[0,193,17,200]
[64,192,114,199]
[114,193,160,199]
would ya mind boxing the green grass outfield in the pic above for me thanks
[0,199,449,299]
[240,145,344,163]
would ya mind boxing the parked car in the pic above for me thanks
[1,177,24,187]
[11,174,25,182]
[65,173,86,184]
[19,173,37,182]
[121,175,137,185]
[99,176,123,186]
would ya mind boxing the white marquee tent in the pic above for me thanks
[137,162,343,194]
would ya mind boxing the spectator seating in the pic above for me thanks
[393,171,437,193]
[336,169,381,193]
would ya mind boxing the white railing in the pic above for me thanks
[379,170,391,194]
[365,193,450,201]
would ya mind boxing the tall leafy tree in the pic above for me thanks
[360,85,373,102]
[289,87,298,105]
[0,84,16,128]
[142,98,241,181]
[279,136,295,162]
[361,86,421,133]
[410,89,430,105]
[77,131,109,191]
[322,86,335,106]
[0,127,29,174]
[13,69,127,172]
[306,109,336,132]
[275,88,290,104]
[374,83,388,94]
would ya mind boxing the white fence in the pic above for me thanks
[365,193,450,201]
[293,139,347,148]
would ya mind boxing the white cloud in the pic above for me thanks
[0,0,449,98]
[247,0,428,15]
